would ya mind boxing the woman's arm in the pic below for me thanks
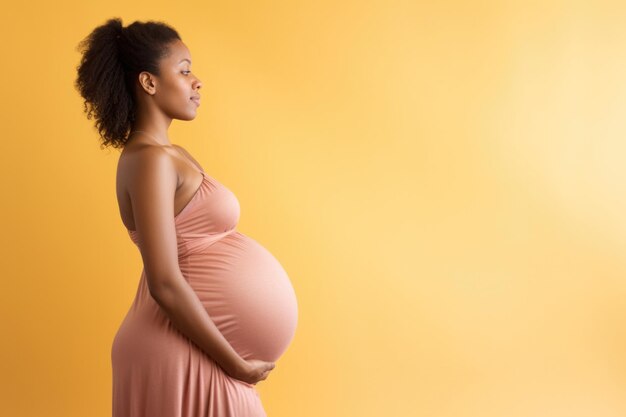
[126,146,245,377]
[152,270,245,376]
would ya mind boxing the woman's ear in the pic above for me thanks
[137,71,157,95]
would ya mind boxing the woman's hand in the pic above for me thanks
[229,358,276,385]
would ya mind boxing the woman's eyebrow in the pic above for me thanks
[178,58,192,64]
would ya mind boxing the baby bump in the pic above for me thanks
[182,231,298,362]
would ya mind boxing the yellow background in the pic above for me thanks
[2,1,626,416]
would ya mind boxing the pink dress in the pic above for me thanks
[111,171,298,417]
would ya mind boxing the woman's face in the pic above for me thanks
[149,39,202,121]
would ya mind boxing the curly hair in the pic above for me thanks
[74,17,181,150]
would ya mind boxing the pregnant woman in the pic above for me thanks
[74,18,298,416]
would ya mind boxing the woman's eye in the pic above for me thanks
[182,71,191,75]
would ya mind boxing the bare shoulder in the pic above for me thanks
[121,142,168,162]
[115,143,179,232]
[118,144,177,188]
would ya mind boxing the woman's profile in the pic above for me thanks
[74,17,298,416]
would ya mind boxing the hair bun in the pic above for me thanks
[107,17,124,40]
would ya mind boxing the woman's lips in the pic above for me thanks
[191,97,200,106]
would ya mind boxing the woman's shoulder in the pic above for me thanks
[118,143,178,180]
[121,142,173,163]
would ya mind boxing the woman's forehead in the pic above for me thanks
[164,40,192,65]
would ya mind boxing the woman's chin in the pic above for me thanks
[177,110,198,121]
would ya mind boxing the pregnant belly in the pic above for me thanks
[182,231,298,362]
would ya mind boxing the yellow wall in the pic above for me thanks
[2,1,626,416]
